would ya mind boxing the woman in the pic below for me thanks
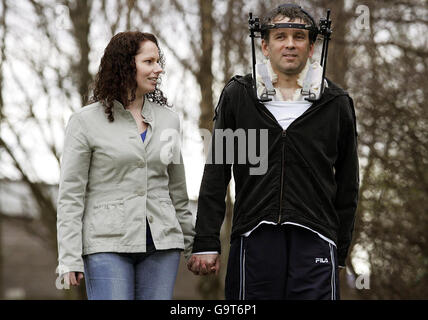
[56,31,194,300]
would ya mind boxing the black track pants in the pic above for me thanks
[225,224,340,300]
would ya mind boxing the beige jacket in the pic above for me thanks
[56,99,194,275]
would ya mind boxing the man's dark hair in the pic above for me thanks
[261,5,318,44]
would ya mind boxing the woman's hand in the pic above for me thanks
[66,272,84,286]
[187,254,220,276]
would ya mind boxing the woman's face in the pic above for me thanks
[134,40,163,97]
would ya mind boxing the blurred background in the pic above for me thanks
[0,0,427,300]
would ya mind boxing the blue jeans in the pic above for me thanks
[83,249,180,300]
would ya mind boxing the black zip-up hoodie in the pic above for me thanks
[192,74,359,266]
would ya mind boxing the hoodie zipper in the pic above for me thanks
[246,80,338,224]
[279,131,286,223]
[256,95,337,224]
[259,105,288,224]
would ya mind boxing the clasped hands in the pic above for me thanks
[187,253,220,276]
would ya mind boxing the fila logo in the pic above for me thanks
[315,258,329,264]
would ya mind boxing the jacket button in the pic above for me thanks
[137,190,145,196]
[282,131,287,137]
[148,216,153,223]
[138,160,145,167]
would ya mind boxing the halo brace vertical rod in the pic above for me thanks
[248,12,261,100]
[318,9,332,98]
[248,8,332,102]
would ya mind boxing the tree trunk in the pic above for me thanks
[197,0,214,133]
[0,0,8,299]
[195,0,228,299]
[63,0,93,299]
[68,0,92,106]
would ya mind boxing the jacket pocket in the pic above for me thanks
[90,200,125,239]
[158,197,182,234]
[158,197,176,220]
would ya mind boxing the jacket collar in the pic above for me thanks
[141,98,153,122]
[113,98,154,123]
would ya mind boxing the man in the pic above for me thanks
[187,4,359,300]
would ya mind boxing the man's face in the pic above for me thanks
[262,16,314,76]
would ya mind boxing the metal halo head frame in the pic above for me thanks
[260,3,319,43]
[248,4,332,102]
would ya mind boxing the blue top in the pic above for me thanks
[140,130,147,142]
[140,130,154,247]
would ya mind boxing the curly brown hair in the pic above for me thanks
[89,31,169,122]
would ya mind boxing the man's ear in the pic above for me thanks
[308,42,315,58]
[261,39,270,58]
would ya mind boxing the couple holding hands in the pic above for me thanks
[57,4,359,300]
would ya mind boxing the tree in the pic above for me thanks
[324,0,428,298]
[0,0,93,299]
[0,0,8,299]
[1,0,426,300]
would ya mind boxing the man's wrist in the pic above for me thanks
[192,251,219,255]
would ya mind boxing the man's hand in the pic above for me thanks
[187,254,220,276]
